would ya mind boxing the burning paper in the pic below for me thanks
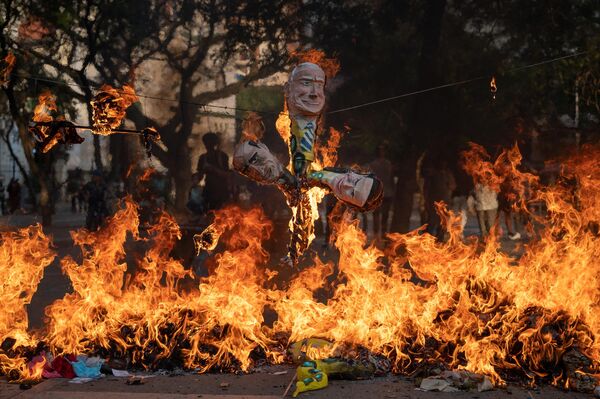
[29,91,84,153]
[193,223,222,254]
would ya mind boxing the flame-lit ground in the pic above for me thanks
[1,145,600,395]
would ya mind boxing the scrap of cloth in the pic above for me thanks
[70,355,104,378]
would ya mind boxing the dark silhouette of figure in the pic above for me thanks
[423,158,456,240]
[7,177,21,214]
[82,171,109,231]
[197,132,231,211]
[66,168,84,213]
[368,143,395,239]
[0,177,5,215]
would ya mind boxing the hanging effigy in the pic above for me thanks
[233,60,383,266]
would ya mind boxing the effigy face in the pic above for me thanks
[233,140,295,189]
[284,63,326,117]
[309,169,384,212]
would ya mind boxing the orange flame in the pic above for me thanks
[0,225,55,381]
[290,49,340,79]
[91,84,139,135]
[490,76,497,99]
[2,145,600,391]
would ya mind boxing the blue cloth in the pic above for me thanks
[70,356,104,378]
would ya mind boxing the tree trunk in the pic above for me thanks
[15,119,53,226]
[93,135,103,171]
[392,0,447,233]
[1,127,36,204]
[5,87,54,226]
[172,149,192,212]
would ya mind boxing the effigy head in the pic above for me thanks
[309,168,384,212]
[233,140,296,189]
[284,62,326,117]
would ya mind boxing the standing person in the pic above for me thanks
[0,176,5,215]
[498,174,521,240]
[368,143,395,239]
[423,159,456,240]
[472,182,498,239]
[82,170,109,231]
[197,132,231,211]
[7,177,21,214]
[66,168,83,213]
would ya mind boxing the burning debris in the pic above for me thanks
[141,126,161,158]
[28,91,84,153]
[1,145,600,394]
[27,85,161,155]
[91,84,139,135]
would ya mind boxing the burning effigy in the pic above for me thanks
[28,91,84,153]
[233,54,384,266]
[3,51,600,397]
[28,84,161,155]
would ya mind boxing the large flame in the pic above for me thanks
[0,225,55,381]
[2,144,600,391]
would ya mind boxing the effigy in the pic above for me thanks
[233,60,383,266]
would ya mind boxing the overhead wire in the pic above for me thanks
[10,50,588,118]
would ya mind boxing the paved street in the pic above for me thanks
[0,367,594,399]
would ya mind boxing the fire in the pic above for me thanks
[193,223,222,253]
[0,225,55,381]
[30,90,57,148]
[490,76,497,99]
[91,84,139,135]
[460,142,503,190]
[1,52,16,86]
[290,49,341,79]
[29,91,84,153]
[1,143,600,391]
[41,199,280,372]
[275,107,292,148]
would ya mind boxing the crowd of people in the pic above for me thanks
[1,131,540,246]
[184,132,538,245]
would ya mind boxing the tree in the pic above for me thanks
[309,0,600,232]
[126,1,306,211]
[17,0,311,212]
[0,0,76,225]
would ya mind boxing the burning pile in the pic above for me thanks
[1,144,600,393]
[0,225,55,382]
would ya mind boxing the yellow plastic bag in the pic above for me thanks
[293,368,328,397]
